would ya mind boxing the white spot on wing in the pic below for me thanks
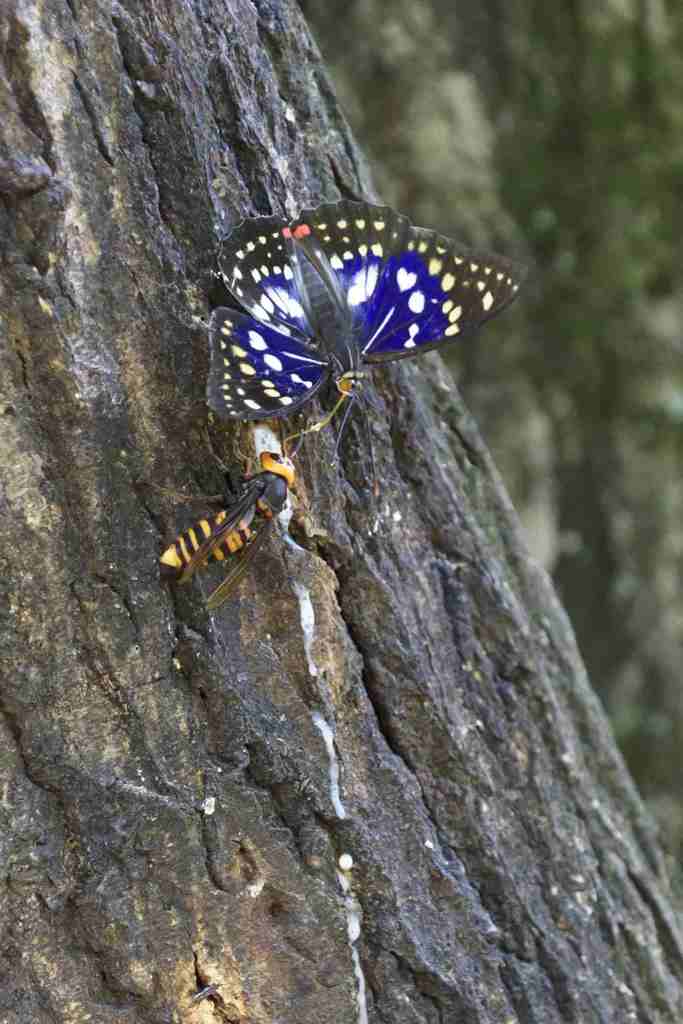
[267,286,291,316]
[404,323,420,348]
[408,291,425,314]
[288,297,304,319]
[264,353,283,372]
[348,283,365,307]
[396,268,417,292]
[365,263,379,297]
[248,331,267,350]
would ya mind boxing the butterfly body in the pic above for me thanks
[160,452,294,609]
[207,200,525,423]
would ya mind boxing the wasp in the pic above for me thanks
[160,451,295,610]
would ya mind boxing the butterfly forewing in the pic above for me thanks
[207,307,329,420]
[360,225,525,363]
[217,215,313,340]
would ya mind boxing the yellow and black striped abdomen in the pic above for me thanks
[212,517,254,560]
[160,510,255,578]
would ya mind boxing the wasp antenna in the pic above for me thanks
[203,426,232,474]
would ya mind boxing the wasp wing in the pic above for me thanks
[177,480,263,584]
[205,524,274,611]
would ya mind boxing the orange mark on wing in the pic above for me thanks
[282,227,292,238]
[293,224,311,239]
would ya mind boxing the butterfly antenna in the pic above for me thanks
[204,426,232,474]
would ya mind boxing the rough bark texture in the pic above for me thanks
[302,0,683,861]
[1,2,682,1023]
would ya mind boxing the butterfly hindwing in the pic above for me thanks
[207,307,329,420]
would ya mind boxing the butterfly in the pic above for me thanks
[207,199,525,426]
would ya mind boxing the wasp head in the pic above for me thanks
[259,451,296,488]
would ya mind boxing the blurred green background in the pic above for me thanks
[302,0,683,870]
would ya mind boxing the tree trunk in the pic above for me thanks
[1,2,681,1023]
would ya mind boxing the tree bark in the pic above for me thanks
[1,2,682,1023]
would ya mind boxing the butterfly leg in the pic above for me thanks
[284,391,351,447]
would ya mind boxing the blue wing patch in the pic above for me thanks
[207,307,329,420]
